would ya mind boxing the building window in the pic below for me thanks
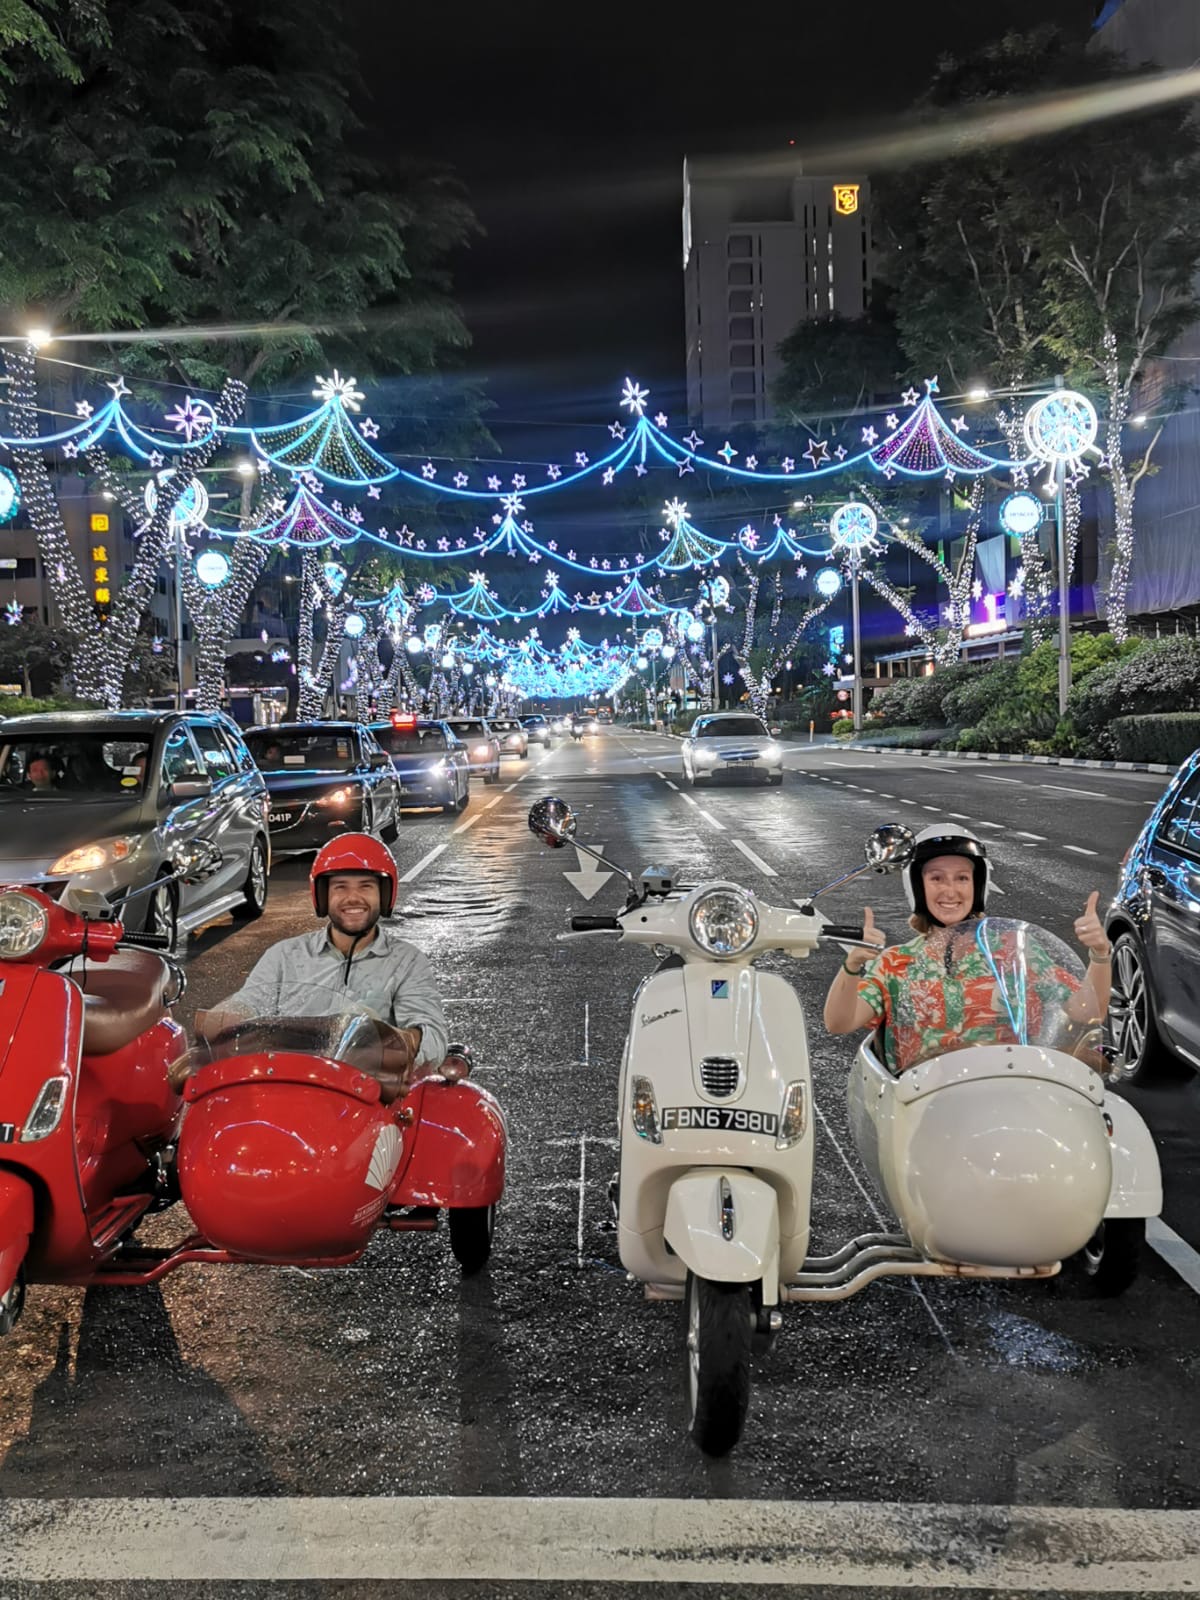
[728,316,754,340]
[730,398,757,421]
[729,343,756,368]
[727,235,753,258]
[730,371,756,395]
[727,262,754,286]
[11,557,36,580]
[727,290,753,313]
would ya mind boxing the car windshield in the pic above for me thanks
[889,918,1105,1071]
[246,730,357,772]
[375,726,447,754]
[449,721,486,737]
[491,720,519,732]
[695,717,768,738]
[0,732,153,800]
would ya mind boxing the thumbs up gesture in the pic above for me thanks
[861,905,886,954]
[1074,890,1110,956]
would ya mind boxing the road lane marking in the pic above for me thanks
[452,812,484,834]
[974,820,1003,829]
[731,838,778,877]
[1064,844,1098,856]
[1147,1217,1200,1298]
[575,1135,588,1269]
[398,843,449,882]
[665,780,679,791]
[981,775,1022,784]
[1015,831,1047,840]
[921,805,940,812]
[13,1496,1200,1586]
[503,782,520,793]
[698,809,726,830]
[681,794,698,807]
[1041,783,1108,799]
[482,796,501,811]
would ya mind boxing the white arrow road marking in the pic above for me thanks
[5,1496,1199,1586]
[563,845,612,901]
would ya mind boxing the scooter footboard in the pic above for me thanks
[0,1169,34,1298]
[663,1169,780,1303]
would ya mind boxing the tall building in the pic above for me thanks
[682,158,871,431]
[1092,0,1200,64]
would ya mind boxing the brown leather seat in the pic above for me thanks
[63,948,173,1056]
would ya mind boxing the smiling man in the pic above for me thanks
[190,834,450,1095]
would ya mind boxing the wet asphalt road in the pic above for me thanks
[2,729,1199,1596]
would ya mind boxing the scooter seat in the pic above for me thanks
[66,948,173,1056]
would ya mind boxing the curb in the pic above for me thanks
[839,742,1172,776]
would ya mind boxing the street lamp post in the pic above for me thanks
[850,557,863,733]
[1055,456,1070,717]
[174,519,186,711]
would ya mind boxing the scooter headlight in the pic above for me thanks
[0,891,49,960]
[776,1081,808,1149]
[630,1075,661,1143]
[688,887,758,957]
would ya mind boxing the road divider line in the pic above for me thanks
[731,838,778,877]
[482,796,502,812]
[575,1137,587,1270]
[1147,1217,1200,1298]
[698,809,726,831]
[1041,783,1108,799]
[681,794,698,807]
[398,842,449,882]
[1064,844,1098,856]
[981,775,1022,784]
[665,780,679,791]
[1015,831,1047,841]
[14,1495,1200,1587]
[974,820,1003,830]
[451,812,484,835]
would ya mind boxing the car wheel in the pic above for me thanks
[484,769,498,786]
[1108,932,1161,1083]
[690,771,709,788]
[232,836,268,921]
[145,875,179,953]
[769,772,783,787]
[1066,1217,1145,1298]
[454,788,469,814]
[381,798,400,843]
[520,750,529,760]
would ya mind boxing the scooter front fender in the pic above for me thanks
[1103,1095,1163,1219]
[663,1169,780,1303]
[0,1169,34,1300]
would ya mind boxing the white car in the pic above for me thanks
[681,713,784,788]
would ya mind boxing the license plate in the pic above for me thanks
[269,811,291,825]
[661,1106,779,1135]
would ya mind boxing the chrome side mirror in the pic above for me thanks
[865,823,916,873]
[171,839,223,884]
[528,796,577,849]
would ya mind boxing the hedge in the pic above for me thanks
[1106,712,1200,767]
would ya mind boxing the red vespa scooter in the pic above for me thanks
[0,881,506,1337]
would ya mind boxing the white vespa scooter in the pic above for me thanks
[529,799,1163,1458]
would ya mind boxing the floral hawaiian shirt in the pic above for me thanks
[856,925,1079,1073]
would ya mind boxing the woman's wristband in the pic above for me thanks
[1088,946,1112,965]
[842,957,866,976]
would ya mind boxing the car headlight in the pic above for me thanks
[50,836,138,876]
[473,744,491,758]
[762,743,782,763]
[0,891,50,960]
[694,747,717,765]
[688,887,759,957]
[316,787,354,808]
[506,735,521,746]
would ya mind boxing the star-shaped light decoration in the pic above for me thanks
[521,520,535,534]
[678,460,694,477]
[722,673,735,685]
[165,395,213,442]
[367,484,382,500]
[717,441,738,464]
[683,430,703,451]
[609,421,626,439]
[348,506,364,526]
[886,413,899,430]
[360,418,380,440]
[437,537,450,551]
[926,376,940,395]
[634,463,647,477]
[834,445,847,461]
[453,472,469,488]
[313,371,365,412]
[901,387,920,407]
[501,493,525,517]
[602,467,615,485]
[654,412,668,428]
[745,454,758,471]
[663,498,688,527]
[971,578,983,600]
[575,451,589,467]
[822,662,837,677]
[108,377,131,399]
[420,461,437,480]
[951,415,969,434]
[739,526,760,550]
[862,426,878,446]
[62,441,79,459]
[487,475,501,491]
[621,378,649,416]
[512,473,527,490]
[781,456,795,473]
[4,599,22,625]
[803,438,830,469]
[795,565,808,579]
[75,400,94,419]
[148,450,164,469]
[547,464,562,480]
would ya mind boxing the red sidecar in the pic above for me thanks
[173,1013,506,1275]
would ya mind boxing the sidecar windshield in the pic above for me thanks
[883,918,1104,1072]
[176,1011,395,1082]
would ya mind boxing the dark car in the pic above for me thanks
[370,715,470,815]
[444,718,501,784]
[1106,748,1200,1081]
[245,721,398,856]
[521,715,552,748]
[0,710,271,946]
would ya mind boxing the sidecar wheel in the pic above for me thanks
[1070,1217,1144,1298]
[449,1204,495,1275]
[0,1270,26,1336]
[684,1272,752,1457]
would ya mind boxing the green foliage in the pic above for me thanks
[772,291,906,429]
[852,725,956,749]
[1106,713,1200,767]
[831,717,856,740]
[0,693,91,717]
[0,618,76,696]
[1068,636,1200,754]
[0,1,477,389]
[870,663,977,727]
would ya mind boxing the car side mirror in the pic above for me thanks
[528,795,576,848]
[168,776,213,801]
[770,724,782,736]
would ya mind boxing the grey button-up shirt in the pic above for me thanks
[217,926,449,1067]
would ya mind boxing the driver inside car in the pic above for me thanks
[177,834,454,1101]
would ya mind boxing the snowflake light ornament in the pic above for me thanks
[313,371,365,412]
[1023,391,1099,483]
[620,378,649,416]
[165,396,214,442]
[829,501,880,559]
[4,599,22,625]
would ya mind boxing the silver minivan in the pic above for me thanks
[0,710,271,948]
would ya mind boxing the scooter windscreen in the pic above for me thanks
[176,1010,403,1085]
[886,918,1106,1074]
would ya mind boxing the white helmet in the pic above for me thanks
[902,823,994,921]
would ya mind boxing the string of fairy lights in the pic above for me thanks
[0,346,1103,704]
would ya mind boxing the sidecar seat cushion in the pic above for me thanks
[66,948,172,1055]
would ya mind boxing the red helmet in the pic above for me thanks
[310,832,398,918]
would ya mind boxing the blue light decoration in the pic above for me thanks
[642,627,664,650]
[999,491,1044,538]
[322,562,347,597]
[144,471,209,528]
[4,599,22,625]
[686,618,707,643]
[815,567,843,599]
[658,499,725,570]
[1023,391,1099,482]
[343,613,366,639]
[0,465,20,525]
[226,372,400,487]
[828,501,881,559]
[194,550,231,587]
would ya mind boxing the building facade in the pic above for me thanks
[682,159,871,431]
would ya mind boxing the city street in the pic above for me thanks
[2,728,1199,1594]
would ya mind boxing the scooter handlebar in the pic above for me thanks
[820,923,867,945]
[569,914,623,933]
[120,929,174,952]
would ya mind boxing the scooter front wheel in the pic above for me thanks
[449,1204,495,1275]
[684,1271,752,1456]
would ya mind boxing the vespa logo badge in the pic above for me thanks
[711,980,730,999]
[640,1006,680,1028]
[0,1124,14,1143]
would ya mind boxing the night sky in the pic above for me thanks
[347,0,1099,434]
